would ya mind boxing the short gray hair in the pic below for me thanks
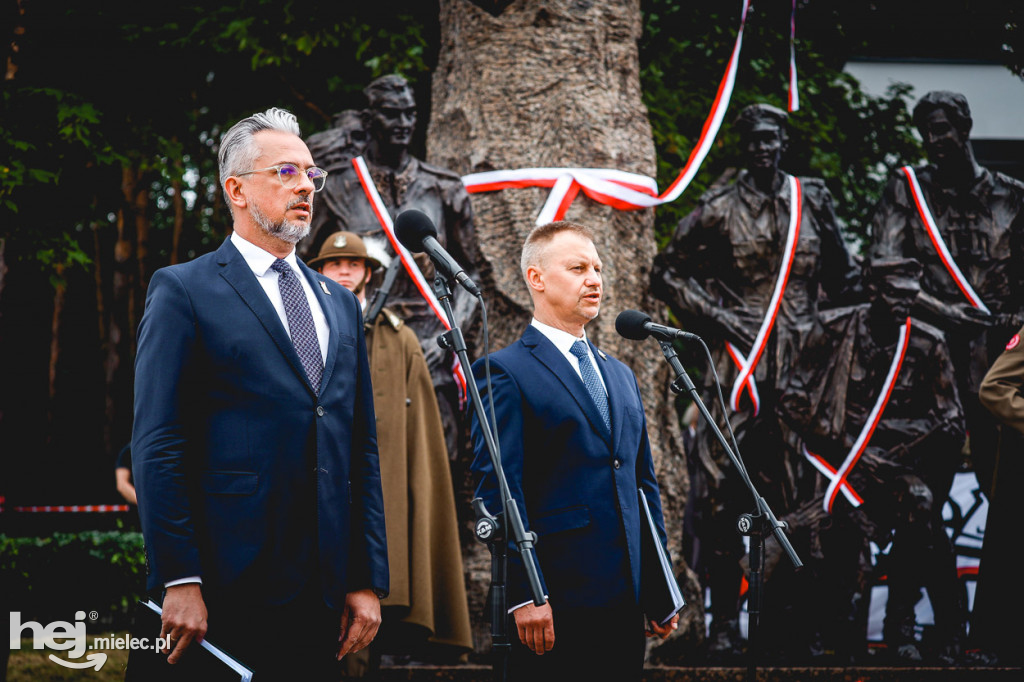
[218,107,301,208]
[520,221,596,282]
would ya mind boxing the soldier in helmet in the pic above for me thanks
[308,231,473,677]
[299,74,481,480]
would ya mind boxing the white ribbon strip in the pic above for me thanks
[821,317,911,513]
[726,174,802,415]
[351,156,468,402]
[902,166,990,313]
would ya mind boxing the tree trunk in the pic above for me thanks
[428,0,700,658]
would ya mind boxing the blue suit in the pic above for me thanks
[470,325,668,614]
[132,238,388,611]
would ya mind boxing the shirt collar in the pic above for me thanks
[530,317,590,356]
[230,231,299,277]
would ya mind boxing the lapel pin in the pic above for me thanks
[319,280,331,295]
[597,349,607,360]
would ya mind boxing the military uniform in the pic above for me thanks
[973,327,1024,665]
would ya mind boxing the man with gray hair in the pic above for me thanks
[130,107,389,680]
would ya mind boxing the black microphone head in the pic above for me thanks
[394,209,438,253]
[615,309,652,340]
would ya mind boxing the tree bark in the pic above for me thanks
[428,0,700,659]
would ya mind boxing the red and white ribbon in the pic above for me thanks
[462,167,662,225]
[461,0,752,224]
[10,504,131,513]
[351,156,468,404]
[902,166,990,313]
[812,317,912,514]
[725,174,802,415]
[802,445,864,508]
[788,0,800,112]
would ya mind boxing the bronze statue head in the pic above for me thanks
[305,109,368,173]
[866,257,922,321]
[363,74,417,151]
[912,91,973,168]
[734,103,788,173]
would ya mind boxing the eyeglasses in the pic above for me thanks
[236,163,329,192]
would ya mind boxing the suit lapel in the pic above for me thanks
[524,326,612,445]
[215,239,315,396]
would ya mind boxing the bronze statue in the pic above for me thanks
[776,258,968,664]
[867,89,1024,662]
[300,75,480,463]
[651,103,861,660]
[868,90,1024,493]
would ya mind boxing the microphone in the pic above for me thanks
[615,309,699,342]
[395,209,481,296]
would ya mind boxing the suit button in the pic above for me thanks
[316,406,325,417]
[613,459,622,469]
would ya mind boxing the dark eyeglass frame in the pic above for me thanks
[235,163,329,192]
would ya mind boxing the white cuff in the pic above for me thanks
[508,597,548,614]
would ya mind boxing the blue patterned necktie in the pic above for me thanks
[570,340,610,430]
[271,259,322,394]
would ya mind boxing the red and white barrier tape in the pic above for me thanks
[10,504,131,513]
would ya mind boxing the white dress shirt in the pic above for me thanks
[230,231,330,363]
[530,318,608,395]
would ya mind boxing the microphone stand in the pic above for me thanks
[657,339,801,682]
[430,273,545,682]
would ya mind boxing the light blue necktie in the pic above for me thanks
[271,259,323,394]
[570,340,610,430]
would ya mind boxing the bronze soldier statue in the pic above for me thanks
[305,109,368,176]
[300,75,481,464]
[652,103,861,661]
[867,90,1024,498]
[776,258,968,665]
[866,91,1024,659]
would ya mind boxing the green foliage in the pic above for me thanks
[3,0,437,276]
[1,531,146,629]
[640,0,923,251]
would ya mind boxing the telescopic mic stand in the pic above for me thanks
[657,339,802,682]
[430,274,545,682]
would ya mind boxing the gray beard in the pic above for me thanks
[250,201,311,244]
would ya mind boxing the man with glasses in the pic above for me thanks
[130,107,389,680]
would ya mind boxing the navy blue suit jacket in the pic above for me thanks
[132,238,388,610]
[470,325,668,611]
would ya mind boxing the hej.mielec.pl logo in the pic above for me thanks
[9,610,108,670]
